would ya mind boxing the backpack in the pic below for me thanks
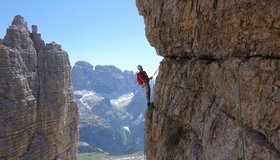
[137,71,149,85]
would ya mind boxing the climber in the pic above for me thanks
[136,65,154,108]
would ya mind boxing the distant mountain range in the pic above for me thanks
[71,61,152,155]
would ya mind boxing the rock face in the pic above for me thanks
[137,1,280,160]
[0,15,78,160]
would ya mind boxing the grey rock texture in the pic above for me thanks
[0,15,78,160]
[137,0,280,160]
[137,0,280,59]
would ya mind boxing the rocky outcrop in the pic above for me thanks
[0,15,78,160]
[137,0,280,160]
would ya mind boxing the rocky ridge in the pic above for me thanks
[137,0,280,160]
[0,15,78,160]
[72,61,138,98]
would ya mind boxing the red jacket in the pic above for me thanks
[137,71,149,85]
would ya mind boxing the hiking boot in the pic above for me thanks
[147,102,155,110]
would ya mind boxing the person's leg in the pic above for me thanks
[144,83,151,104]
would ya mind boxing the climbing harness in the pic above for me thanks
[237,63,245,160]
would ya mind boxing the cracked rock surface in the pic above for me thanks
[0,15,78,160]
[137,0,280,159]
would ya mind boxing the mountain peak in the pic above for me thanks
[95,65,122,73]
[71,61,138,97]
[3,15,32,49]
[74,61,94,70]
[12,15,27,27]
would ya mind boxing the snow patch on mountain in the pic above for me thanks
[79,141,90,147]
[110,93,134,108]
[75,90,104,110]
[134,113,145,125]
[123,126,131,145]
[123,126,130,133]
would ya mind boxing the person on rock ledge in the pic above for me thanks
[136,65,154,109]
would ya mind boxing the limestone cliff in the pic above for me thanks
[0,15,78,160]
[137,0,280,159]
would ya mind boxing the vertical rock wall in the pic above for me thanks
[137,0,280,159]
[0,15,78,160]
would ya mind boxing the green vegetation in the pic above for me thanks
[77,152,145,160]
[78,145,96,153]
[77,152,109,160]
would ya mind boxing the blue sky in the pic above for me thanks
[0,0,162,75]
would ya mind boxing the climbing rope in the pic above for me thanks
[151,68,159,78]
[237,63,245,160]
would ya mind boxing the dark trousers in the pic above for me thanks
[143,83,150,103]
